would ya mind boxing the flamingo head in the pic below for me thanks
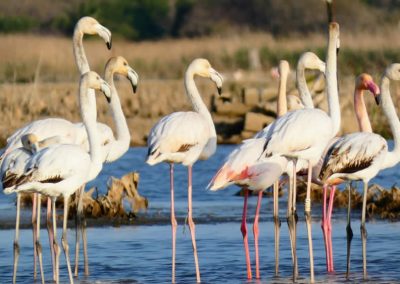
[278,60,290,78]
[83,71,112,103]
[356,73,381,105]
[21,133,39,154]
[106,56,139,94]
[75,16,112,50]
[189,58,223,95]
[298,52,326,74]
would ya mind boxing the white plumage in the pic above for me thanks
[146,58,223,283]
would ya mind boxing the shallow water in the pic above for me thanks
[1,145,400,283]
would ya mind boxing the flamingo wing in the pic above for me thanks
[146,111,209,165]
[319,132,387,181]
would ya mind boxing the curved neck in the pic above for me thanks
[296,65,314,108]
[184,70,216,138]
[354,88,372,133]
[73,30,90,75]
[79,80,102,179]
[325,33,341,136]
[277,70,288,117]
[381,76,400,168]
[104,69,131,161]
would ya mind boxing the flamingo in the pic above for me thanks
[73,56,138,276]
[315,73,380,273]
[4,71,111,284]
[1,134,61,283]
[146,58,223,283]
[317,64,400,279]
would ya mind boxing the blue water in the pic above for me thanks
[1,145,400,283]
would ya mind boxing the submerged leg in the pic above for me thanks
[52,197,60,284]
[170,164,177,283]
[346,183,353,279]
[187,165,201,283]
[361,181,368,280]
[82,206,89,276]
[36,194,45,284]
[253,191,263,279]
[286,175,296,272]
[32,193,38,279]
[47,197,56,281]
[321,184,330,271]
[292,162,298,280]
[273,181,281,276]
[74,186,84,277]
[13,194,21,284]
[241,188,252,280]
[327,185,336,272]
[62,196,74,283]
[304,161,314,283]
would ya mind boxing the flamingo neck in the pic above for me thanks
[381,76,400,168]
[354,88,372,133]
[277,69,288,117]
[79,80,102,180]
[184,68,216,158]
[296,64,314,109]
[104,69,130,162]
[73,30,90,75]
[325,31,341,136]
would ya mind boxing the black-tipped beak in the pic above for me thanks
[106,39,112,50]
[105,93,111,103]
[375,94,381,106]
[336,47,340,55]
[132,82,137,94]
[217,87,222,95]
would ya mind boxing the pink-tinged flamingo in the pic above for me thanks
[317,64,400,279]
[4,71,111,284]
[257,23,340,283]
[209,53,325,280]
[146,58,223,283]
[315,73,380,274]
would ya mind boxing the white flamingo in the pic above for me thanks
[255,23,340,283]
[209,53,326,279]
[146,58,223,283]
[1,134,60,283]
[4,71,111,284]
[73,56,138,276]
[317,64,400,279]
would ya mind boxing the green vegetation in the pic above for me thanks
[0,0,400,40]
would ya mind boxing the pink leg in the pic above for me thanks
[187,166,201,283]
[253,191,263,279]
[321,184,330,271]
[32,193,38,279]
[241,188,252,280]
[327,185,336,272]
[46,197,56,281]
[170,164,177,283]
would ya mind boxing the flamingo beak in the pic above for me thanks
[367,81,381,105]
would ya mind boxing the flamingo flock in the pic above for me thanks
[0,15,399,284]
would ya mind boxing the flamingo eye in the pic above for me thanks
[123,62,127,66]
[97,76,100,80]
